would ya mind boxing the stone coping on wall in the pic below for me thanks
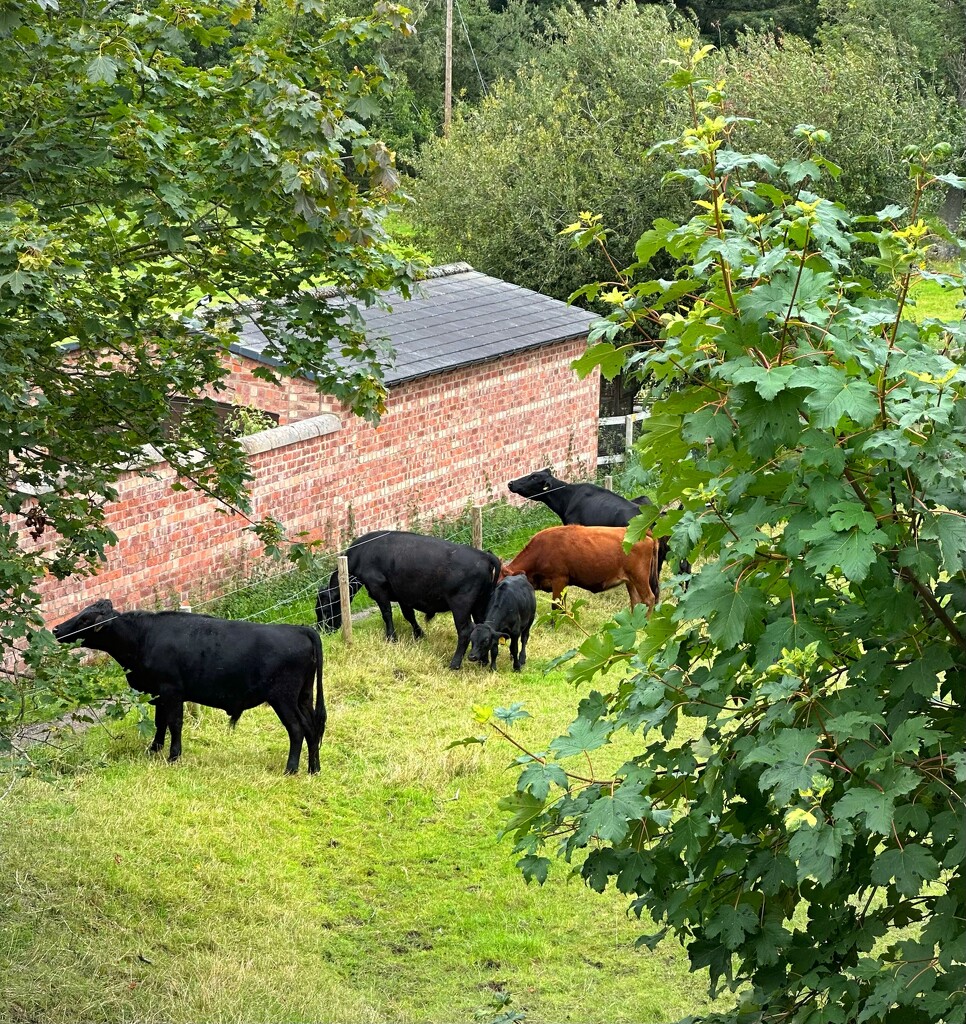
[239,412,341,455]
[13,414,343,498]
[137,412,343,465]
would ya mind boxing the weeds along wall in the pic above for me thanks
[32,339,599,625]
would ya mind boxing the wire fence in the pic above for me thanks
[5,488,626,745]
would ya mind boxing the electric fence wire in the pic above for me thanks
[47,482,597,638]
[453,0,488,98]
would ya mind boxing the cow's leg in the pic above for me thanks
[509,635,521,671]
[550,580,568,614]
[399,605,424,640]
[448,610,474,670]
[149,697,169,755]
[296,689,321,775]
[166,701,185,762]
[306,729,321,775]
[365,583,398,641]
[375,599,397,641]
[627,578,656,615]
[519,625,530,668]
[272,702,306,775]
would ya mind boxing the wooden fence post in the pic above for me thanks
[472,505,484,549]
[625,412,635,455]
[603,475,613,491]
[338,556,353,645]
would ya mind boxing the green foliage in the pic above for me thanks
[489,45,966,1024]
[410,0,960,304]
[721,30,962,221]
[410,0,692,301]
[0,0,422,736]
[224,405,278,438]
[653,0,821,46]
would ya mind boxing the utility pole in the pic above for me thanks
[444,0,453,134]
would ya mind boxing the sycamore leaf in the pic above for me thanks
[86,54,118,85]
[516,854,550,885]
[870,845,940,896]
[800,517,886,582]
[517,761,569,801]
[578,785,650,844]
[793,366,878,428]
[549,716,613,759]
[833,788,896,835]
[706,904,759,950]
[497,791,546,839]
[572,341,627,381]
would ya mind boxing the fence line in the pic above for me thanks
[597,410,649,467]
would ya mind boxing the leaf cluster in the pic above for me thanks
[0,0,422,730]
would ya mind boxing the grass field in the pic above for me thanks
[907,268,964,322]
[0,509,723,1024]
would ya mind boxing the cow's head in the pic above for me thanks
[52,599,116,645]
[315,575,342,632]
[507,468,558,498]
[467,623,502,668]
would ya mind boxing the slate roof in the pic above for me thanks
[232,263,597,386]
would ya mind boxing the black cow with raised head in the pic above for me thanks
[507,469,691,588]
[316,531,501,669]
[467,573,537,672]
[52,599,325,774]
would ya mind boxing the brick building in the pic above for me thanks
[33,264,599,624]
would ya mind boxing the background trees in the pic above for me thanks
[408,0,963,301]
[410,1,692,300]
[0,0,418,719]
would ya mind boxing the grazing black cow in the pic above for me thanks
[52,599,325,774]
[316,531,501,669]
[507,469,691,588]
[467,574,537,672]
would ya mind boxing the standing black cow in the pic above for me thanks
[467,574,537,672]
[52,599,326,774]
[316,531,501,669]
[507,469,691,588]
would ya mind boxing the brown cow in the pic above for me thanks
[500,525,659,613]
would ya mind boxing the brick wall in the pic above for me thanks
[30,339,599,626]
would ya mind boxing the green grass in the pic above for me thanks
[0,516,721,1024]
[906,269,964,322]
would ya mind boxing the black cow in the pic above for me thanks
[507,469,691,587]
[52,599,325,774]
[316,531,501,669]
[467,574,537,672]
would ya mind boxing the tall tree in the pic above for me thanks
[0,0,417,724]
[411,0,692,301]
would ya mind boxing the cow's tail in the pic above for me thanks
[484,549,502,586]
[313,626,327,741]
[651,535,665,608]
